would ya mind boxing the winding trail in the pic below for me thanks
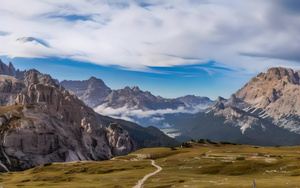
[133,160,162,188]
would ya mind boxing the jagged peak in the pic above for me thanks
[266,67,294,74]
[89,76,97,80]
[88,76,106,85]
[131,86,140,91]
[262,67,299,83]
[177,95,196,99]
[217,96,225,101]
[0,59,7,69]
[88,76,103,82]
[230,94,236,100]
[24,68,40,74]
[8,62,14,69]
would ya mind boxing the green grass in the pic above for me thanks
[2,143,300,187]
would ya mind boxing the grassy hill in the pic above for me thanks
[1,142,300,187]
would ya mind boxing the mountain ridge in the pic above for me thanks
[0,60,179,171]
[170,67,300,145]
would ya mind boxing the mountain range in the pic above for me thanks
[54,64,300,146]
[61,78,213,128]
[170,67,300,145]
[0,60,178,172]
[60,65,300,146]
[1,58,300,172]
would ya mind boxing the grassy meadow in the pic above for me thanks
[1,142,300,187]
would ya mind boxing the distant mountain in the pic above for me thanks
[177,95,213,110]
[93,86,213,128]
[0,59,24,79]
[60,77,112,108]
[172,67,300,146]
[0,60,179,171]
[99,86,184,110]
[235,67,300,132]
[98,115,180,149]
[60,77,213,128]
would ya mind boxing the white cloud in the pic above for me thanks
[150,117,165,122]
[162,123,173,128]
[94,103,209,119]
[1,0,300,73]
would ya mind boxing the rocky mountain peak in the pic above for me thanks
[263,67,299,84]
[60,77,112,108]
[8,62,15,70]
[0,59,14,76]
[131,86,140,92]
[0,70,135,171]
[206,67,300,135]
[86,76,110,92]
[23,69,57,87]
[89,76,97,80]
[217,96,225,101]
[209,96,225,111]
[88,76,105,85]
[97,86,186,111]
[236,67,300,106]
[124,86,131,90]
[176,95,213,110]
[230,94,236,100]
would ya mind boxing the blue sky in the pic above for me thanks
[0,56,253,99]
[1,0,300,99]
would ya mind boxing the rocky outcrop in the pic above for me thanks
[98,86,185,111]
[23,69,57,87]
[60,77,112,108]
[60,76,213,129]
[0,59,24,79]
[0,75,25,106]
[106,123,135,156]
[61,77,212,114]
[203,67,300,134]
[172,67,300,146]
[0,61,180,172]
[176,95,213,111]
[234,67,300,132]
[0,69,135,172]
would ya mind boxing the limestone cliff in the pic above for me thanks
[0,68,135,172]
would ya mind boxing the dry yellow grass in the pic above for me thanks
[1,141,300,187]
[0,105,33,116]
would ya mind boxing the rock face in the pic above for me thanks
[235,67,300,132]
[0,75,25,106]
[171,67,300,146]
[0,61,179,172]
[61,78,212,113]
[60,77,213,128]
[93,87,213,128]
[0,59,24,79]
[100,86,184,110]
[60,77,112,108]
[0,64,135,171]
[106,123,134,156]
[177,95,213,110]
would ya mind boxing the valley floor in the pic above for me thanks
[1,142,300,187]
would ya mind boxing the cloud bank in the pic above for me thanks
[1,0,300,73]
[94,103,210,122]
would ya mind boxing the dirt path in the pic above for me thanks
[133,160,162,188]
